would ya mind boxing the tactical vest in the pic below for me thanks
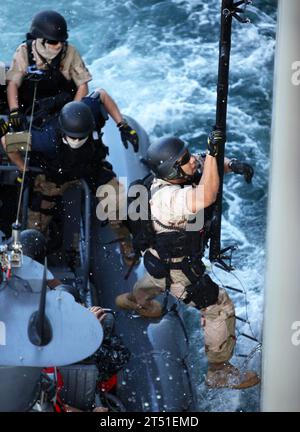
[30,93,111,185]
[19,40,77,112]
[128,172,220,308]
[44,131,111,186]
[128,172,209,260]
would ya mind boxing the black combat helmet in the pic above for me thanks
[30,10,68,42]
[58,101,96,138]
[20,229,47,264]
[146,136,188,180]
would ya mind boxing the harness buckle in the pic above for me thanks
[26,66,46,82]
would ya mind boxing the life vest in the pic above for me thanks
[18,39,77,112]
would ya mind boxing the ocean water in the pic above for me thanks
[1,0,277,411]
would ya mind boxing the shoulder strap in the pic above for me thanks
[143,173,154,188]
[26,39,35,67]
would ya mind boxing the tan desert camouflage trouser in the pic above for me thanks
[133,268,236,364]
[27,175,76,234]
[27,175,129,239]
[96,176,129,240]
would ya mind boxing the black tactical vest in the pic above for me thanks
[128,172,209,259]
[40,132,114,189]
[18,40,77,112]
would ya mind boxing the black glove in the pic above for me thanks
[229,159,254,183]
[117,121,139,152]
[36,92,72,114]
[9,109,27,131]
[207,129,226,157]
[0,119,9,138]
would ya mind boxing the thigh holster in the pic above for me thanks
[143,250,170,279]
[29,192,62,216]
[184,274,219,309]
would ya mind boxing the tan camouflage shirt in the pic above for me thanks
[150,177,201,233]
[7,40,92,87]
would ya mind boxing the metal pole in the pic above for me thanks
[209,0,234,261]
[21,186,29,230]
[79,179,91,293]
[262,0,300,412]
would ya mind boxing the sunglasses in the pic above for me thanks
[45,39,62,45]
[176,151,191,167]
[66,136,81,140]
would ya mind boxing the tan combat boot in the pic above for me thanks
[109,221,137,267]
[205,362,260,389]
[115,293,163,318]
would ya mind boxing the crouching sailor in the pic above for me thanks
[116,131,259,389]
[6,9,92,129]
[1,90,139,265]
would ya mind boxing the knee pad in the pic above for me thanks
[184,274,219,309]
[143,250,168,279]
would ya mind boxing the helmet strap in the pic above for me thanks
[178,165,194,181]
[164,165,194,182]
